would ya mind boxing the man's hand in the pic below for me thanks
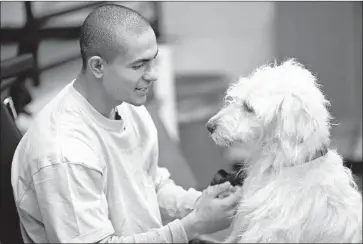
[181,182,242,240]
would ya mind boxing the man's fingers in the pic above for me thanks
[206,181,231,197]
[217,185,239,199]
[229,185,239,193]
[221,186,242,209]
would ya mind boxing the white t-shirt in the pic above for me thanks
[11,81,201,243]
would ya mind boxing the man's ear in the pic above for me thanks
[88,56,104,79]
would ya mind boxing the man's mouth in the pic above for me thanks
[135,86,149,91]
[135,86,150,96]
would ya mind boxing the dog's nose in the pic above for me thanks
[206,121,217,133]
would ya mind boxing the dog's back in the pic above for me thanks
[226,150,362,243]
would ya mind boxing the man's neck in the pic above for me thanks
[73,72,120,118]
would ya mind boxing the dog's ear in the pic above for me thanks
[276,94,318,145]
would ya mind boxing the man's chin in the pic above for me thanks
[127,97,147,107]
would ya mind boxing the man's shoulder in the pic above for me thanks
[18,119,103,175]
[26,105,85,145]
[22,97,98,162]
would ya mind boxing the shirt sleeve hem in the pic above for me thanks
[68,221,115,243]
[168,219,189,243]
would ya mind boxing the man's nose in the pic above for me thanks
[143,63,158,82]
[206,121,217,133]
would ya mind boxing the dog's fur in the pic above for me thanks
[207,59,362,243]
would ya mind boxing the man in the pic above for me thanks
[11,4,241,243]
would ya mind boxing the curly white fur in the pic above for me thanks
[207,59,362,243]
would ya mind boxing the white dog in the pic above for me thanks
[207,59,362,243]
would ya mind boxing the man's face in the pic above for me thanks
[102,28,159,106]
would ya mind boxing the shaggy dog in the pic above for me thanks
[206,59,362,243]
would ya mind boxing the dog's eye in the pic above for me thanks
[225,96,234,104]
[243,101,255,113]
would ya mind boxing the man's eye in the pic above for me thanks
[243,101,255,113]
[132,63,145,70]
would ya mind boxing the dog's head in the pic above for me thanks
[207,59,332,164]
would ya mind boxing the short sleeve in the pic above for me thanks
[33,162,114,243]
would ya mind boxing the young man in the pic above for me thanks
[11,4,241,243]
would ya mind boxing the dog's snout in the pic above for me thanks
[206,121,217,133]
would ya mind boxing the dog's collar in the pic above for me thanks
[306,145,329,163]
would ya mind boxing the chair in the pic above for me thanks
[0,100,23,244]
[0,54,33,244]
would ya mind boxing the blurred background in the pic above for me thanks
[1,1,362,240]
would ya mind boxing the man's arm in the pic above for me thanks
[33,161,193,243]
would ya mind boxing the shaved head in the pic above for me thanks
[80,4,152,71]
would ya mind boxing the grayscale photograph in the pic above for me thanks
[1,1,362,243]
